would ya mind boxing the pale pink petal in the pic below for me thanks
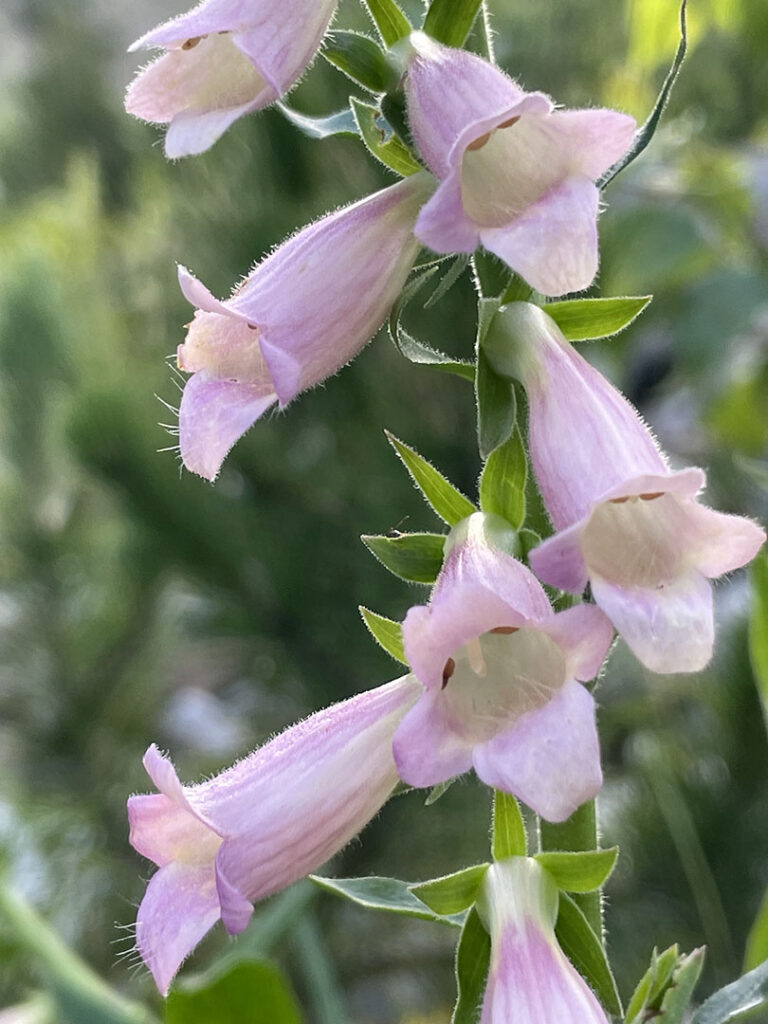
[480,175,600,297]
[529,524,589,593]
[601,467,704,503]
[415,174,481,254]
[127,792,216,868]
[135,861,221,997]
[590,570,714,673]
[542,604,614,681]
[392,690,475,787]
[129,0,249,51]
[679,502,766,577]
[550,108,636,179]
[178,265,237,317]
[164,99,270,158]
[178,372,277,482]
[214,856,255,934]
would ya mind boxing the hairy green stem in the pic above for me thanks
[480,0,495,63]
[539,800,604,940]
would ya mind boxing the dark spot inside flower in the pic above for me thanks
[182,36,204,50]
[610,496,631,504]
[498,116,521,130]
[467,132,491,151]
[247,324,258,331]
[640,492,664,501]
[442,658,456,688]
[490,626,519,635]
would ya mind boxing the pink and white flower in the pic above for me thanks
[484,302,766,673]
[392,513,614,822]
[126,0,338,157]
[174,173,431,480]
[128,675,421,994]
[477,857,610,1024]
[402,33,636,297]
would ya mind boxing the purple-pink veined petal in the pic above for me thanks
[128,792,217,868]
[135,861,221,997]
[550,108,636,180]
[164,99,272,159]
[472,679,602,822]
[392,690,475,788]
[480,175,599,297]
[678,502,766,577]
[178,372,277,482]
[178,265,239,317]
[590,569,714,674]
[129,0,249,51]
[214,854,255,934]
[415,173,481,254]
[542,604,614,681]
[529,523,589,593]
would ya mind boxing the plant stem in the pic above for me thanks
[539,800,604,940]
[480,1,495,63]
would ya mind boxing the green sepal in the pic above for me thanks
[311,875,465,927]
[424,254,470,309]
[385,431,477,526]
[358,606,407,664]
[350,97,422,176]
[545,295,652,341]
[518,528,542,563]
[409,864,490,916]
[166,960,303,1024]
[361,0,412,46]
[492,791,527,860]
[361,531,446,583]
[476,350,516,460]
[555,893,623,1018]
[658,947,705,1022]
[425,778,456,805]
[450,908,492,1024]
[479,428,527,530]
[692,955,768,1024]
[423,0,483,48]
[534,848,619,894]
[626,944,682,1024]
[276,103,359,139]
[322,31,402,93]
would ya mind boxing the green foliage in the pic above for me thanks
[544,296,653,341]
[311,875,465,926]
[450,909,491,1024]
[385,431,477,526]
[626,944,682,1024]
[535,848,619,893]
[166,961,304,1024]
[423,0,484,49]
[657,947,705,1023]
[350,97,423,175]
[361,530,446,583]
[555,894,623,1017]
[491,792,527,860]
[360,0,412,47]
[692,956,768,1024]
[744,887,768,973]
[479,429,527,530]
[358,606,407,664]
[322,31,401,93]
[410,865,490,916]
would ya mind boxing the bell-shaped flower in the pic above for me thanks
[402,33,636,296]
[128,675,421,994]
[174,173,432,480]
[484,302,766,674]
[126,0,338,157]
[477,857,610,1024]
[392,513,614,822]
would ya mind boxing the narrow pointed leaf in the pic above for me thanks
[626,945,681,1024]
[385,432,477,526]
[350,97,422,176]
[535,848,619,893]
[392,328,476,382]
[692,956,768,1024]
[545,296,652,341]
[555,894,623,1017]
[359,606,407,664]
[277,103,359,139]
[410,865,490,916]
[479,429,527,529]
[424,255,470,309]
[492,791,527,860]
[423,0,483,50]
[451,908,492,1024]
[361,0,412,46]
[659,947,705,1023]
[323,31,400,93]
[361,531,446,583]
[426,778,457,805]
[311,876,465,926]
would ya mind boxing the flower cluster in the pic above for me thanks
[125,0,765,1016]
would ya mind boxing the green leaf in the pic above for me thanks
[311,875,465,927]
[535,848,619,894]
[426,778,456,805]
[518,528,542,562]
[167,961,304,1024]
[599,0,688,188]
[692,956,768,1024]
[392,328,476,382]
[658,947,705,1023]
[410,865,490,916]
[361,0,412,46]
[545,296,652,341]
[385,431,477,526]
[492,791,527,860]
[555,894,623,1017]
[626,944,680,1024]
[451,908,492,1024]
[424,255,471,309]
[745,887,768,973]
[479,428,527,530]
[276,103,359,139]
[423,0,483,48]
[359,606,407,664]
[350,97,422,176]
[361,531,446,583]
[322,31,401,93]
[749,551,768,729]
[475,350,516,461]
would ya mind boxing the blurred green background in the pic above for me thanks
[0,0,767,1020]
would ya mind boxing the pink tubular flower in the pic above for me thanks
[174,173,432,480]
[477,858,610,1024]
[125,0,337,157]
[484,302,766,674]
[402,33,636,297]
[392,513,614,822]
[128,675,421,995]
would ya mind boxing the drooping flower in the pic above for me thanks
[392,513,614,822]
[174,173,432,480]
[477,857,610,1024]
[128,675,421,994]
[483,302,766,673]
[126,0,338,157]
[402,33,636,297]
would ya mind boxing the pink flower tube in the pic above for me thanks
[402,33,635,297]
[126,0,338,157]
[128,675,421,994]
[484,302,766,674]
[174,173,432,480]
[477,858,610,1024]
[393,513,614,822]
